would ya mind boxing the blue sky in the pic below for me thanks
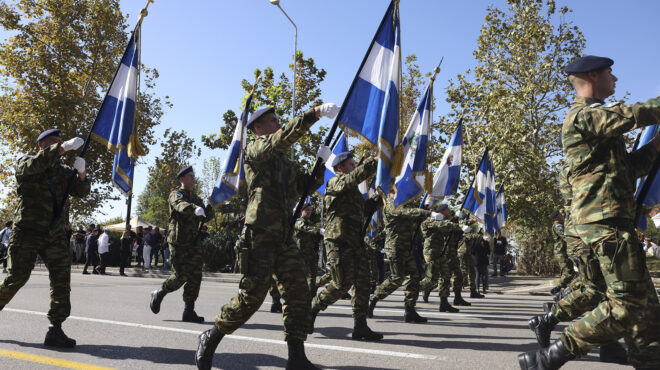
[4,0,660,222]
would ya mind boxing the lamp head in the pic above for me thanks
[269,0,280,5]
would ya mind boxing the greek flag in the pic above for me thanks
[367,209,383,240]
[462,148,497,236]
[90,27,144,195]
[210,93,255,207]
[494,184,507,234]
[429,120,462,200]
[316,133,348,197]
[633,124,660,229]
[393,84,431,207]
[337,0,401,196]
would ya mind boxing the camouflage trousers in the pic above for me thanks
[419,246,444,293]
[439,247,463,298]
[459,252,477,292]
[0,226,71,324]
[300,244,319,295]
[373,246,420,307]
[317,270,331,288]
[215,227,311,341]
[554,239,575,288]
[313,240,370,318]
[561,220,660,368]
[552,232,606,322]
[161,243,203,303]
[368,249,379,288]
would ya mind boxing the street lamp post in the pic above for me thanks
[268,0,297,123]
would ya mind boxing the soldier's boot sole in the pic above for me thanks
[453,297,471,306]
[44,329,76,349]
[404,308,427,323]
[150,289,166,314]
[351,320,383,341]
[196,326,224,370]
[183,309,205,323]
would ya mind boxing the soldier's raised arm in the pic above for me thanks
[328,156,377,194]
[579,97,660,138]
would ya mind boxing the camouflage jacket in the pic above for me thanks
[551,221,566,252]
[558,166,574,229]
[458,231,481,256]
[244,108,324,236]
[14,143,90,232]
[168,186,214,246]
[448,224,464,253]
[419,218,459,255]
[562,96,660,223]
[383,200,431,251]
[324,157,380,246]
[294,216,322,252]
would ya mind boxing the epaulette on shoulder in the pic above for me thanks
[604,101,621,108]
[589,102,602,108]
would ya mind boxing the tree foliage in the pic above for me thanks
[136,129,200,227]
[0,0,168,223]
[438,0,585,273]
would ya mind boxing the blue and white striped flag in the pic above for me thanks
[90,27,143,194]
[462,148,497,236]
[337,0,401,196]
[494,184,507,234]
[210,93,255,207]
[316,132,348,197]
[393,84,431,207]
[429,120,462,201]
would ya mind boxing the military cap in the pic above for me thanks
[564,55,614,74]
[549,210,560,220]
[36,128,61,143]
[177,165,193,178]
[331,151,354,167]
[246,107,275,130]
[436,203,449,212]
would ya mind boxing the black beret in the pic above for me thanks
[36,128,61,143]
[246,107,275,130]
[549,210,560,219]
[331,152,354,167]
[436,204,449,212]
[564,55,614,74]
[177,165,193,178]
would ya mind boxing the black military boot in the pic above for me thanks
[543,302,554,313]
[453,291,471,306]
[470,289,485,298]
[518,338,574,370]
[44,323,76,348]
[422,289,431,303]
[351,317,383,341]
[195,325,224,370]
[367,296,379,318]
[150,289,167,314]
[270,297,283,313]
[550,285,561,295]
[527,311,558,348]
[308,305,320,334]
[599,341,627,364]
[286,339,319,370]
[404,306,427,323]
[439,297,459,313]
[182,302,205,323]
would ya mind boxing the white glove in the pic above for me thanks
[319,103,340,119]
[319,228,325,236]
[316,145,331,163]
[73,157,85,173]
[194,206,206,217]
[61,137,84,152]
[431,212,444,221]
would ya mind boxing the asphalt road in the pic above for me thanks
[0,271,628,369]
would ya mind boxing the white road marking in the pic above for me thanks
[3,308,442,361]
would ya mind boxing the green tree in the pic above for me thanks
[438,0,585,274]
[136,129,201,227]
[0,0,169,222]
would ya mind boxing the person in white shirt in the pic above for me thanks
[97,229,111,275]
[0,221,12,273]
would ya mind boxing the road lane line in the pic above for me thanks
[3,308,441,361]
[0,349,116,370]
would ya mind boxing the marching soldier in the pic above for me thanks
[195,103,339,370]
[519,55,660,370]
[458,223,484,299]
[0,129,88,348]
[294,199,323,298]
[308,152,382,341]
[440,216,472,309]
[150,166,215,323]
[549,210,575,296]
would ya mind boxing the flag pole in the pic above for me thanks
[288,0,397,241]
[460,147,488,211]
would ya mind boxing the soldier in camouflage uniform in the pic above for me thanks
[549,210,575,295]
[195,104,339,370]
[519,55,660,370]
[459,223,484,299]
[528,166,627,364]
[368,191,435,323]
[0,129,89,348]
[442,217,472,308]
[294,201,323,298]
[150,166,215,323]
[309,152,383,341]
